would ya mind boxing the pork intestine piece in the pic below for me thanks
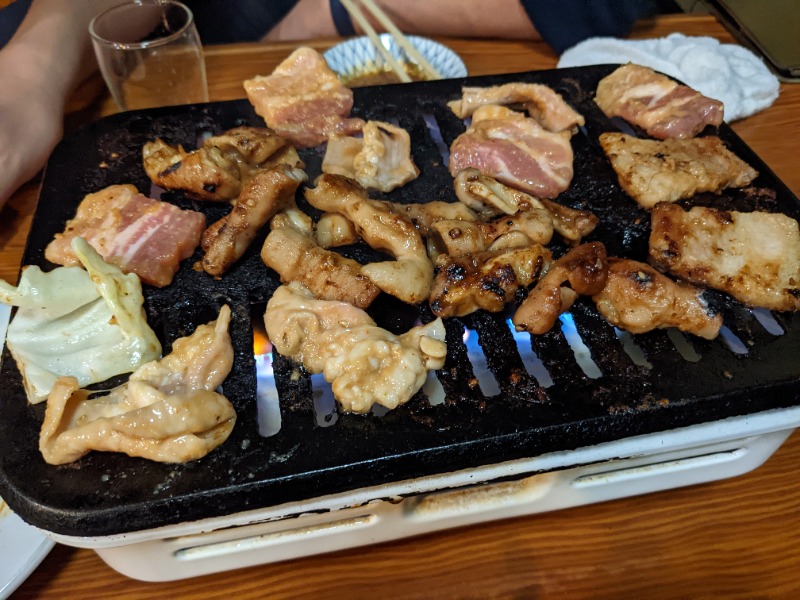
[1,238,161,404]
[323,121,420,192]
[265,282,446,413]
[305,175,433,304]
[39,305,236,465]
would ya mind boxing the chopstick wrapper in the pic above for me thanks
[557,33,780,121]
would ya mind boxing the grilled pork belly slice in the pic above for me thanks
[200,165,307,277]
[430,245,551,318]
[244,47,364,148]
[39,305,236,465]
[449,105,574,199]
[45,184,205,287]
[595,63,724,140]
[323,121,419,192]
[265,282,446,413]
[649,204,800,311]
[513,242,608,335]
[305,175,433,304]
[593,258,722,339]
[599,133,758,208]
[143,126,300,201]
[262,226,380,309]
[448,82,585,133]
[453,168,598,243]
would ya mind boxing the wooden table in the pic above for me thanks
[5,14,800,599]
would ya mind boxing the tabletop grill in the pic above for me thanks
[1,65,799,581]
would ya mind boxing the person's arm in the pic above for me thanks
[263,0,539,41]
[0,0,99,210]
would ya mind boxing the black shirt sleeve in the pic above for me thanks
[519,0,659,54]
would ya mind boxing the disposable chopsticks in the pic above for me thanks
[339,0,443,82]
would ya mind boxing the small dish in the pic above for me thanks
[324,34,467,86]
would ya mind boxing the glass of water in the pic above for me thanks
[89,0,209,111]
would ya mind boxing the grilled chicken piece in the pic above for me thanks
[429,209,554,259]
[262,226,380,309]
[649,204,800,311]
[595,63,724,140]
[200,165,307,277]
[593,258,722,339]
[430,245,551,318]
[244,47,364,148]
[265,282,446,413]
[382,200,480,238]
[453,168,598,243]
[323,121,419,192]
[44,184,205,288]
[448,82,585,133]
[449,105,574,199]
[305,175,433,304]
[143,126,301,201]
[39,306,236,465]
[315,213,360,248]
[513,242,608,335]
[600,133,758,208]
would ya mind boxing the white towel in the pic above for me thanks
[557,33,780,122]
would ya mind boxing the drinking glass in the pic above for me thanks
[89,0,209,111]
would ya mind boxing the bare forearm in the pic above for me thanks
[264,0,539,41]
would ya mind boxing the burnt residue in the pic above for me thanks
[2,67,800,538]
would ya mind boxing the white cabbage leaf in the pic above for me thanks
[0,238,162,403]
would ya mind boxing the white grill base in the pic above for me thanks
[42,405,800,582]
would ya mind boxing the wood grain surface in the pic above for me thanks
[4,14,800,599]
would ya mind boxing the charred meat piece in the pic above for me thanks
[45,184,205,288]
[430,245,551,318]
[513,242,608,335]
[448,82,585,133]
[200,165,307,277]
[649,203,800,311]
[600,132,758,208]
[262,226,380,309]
[382,200,480,238]
[595,63,724,139]
[449,105,574,199]
[143,126,300,201]
[305,175,433,304]
[593,257,722,339]
[265,282,446,413]
[244,47,364,148]
[453,168,598,243]
[323,121,419,192]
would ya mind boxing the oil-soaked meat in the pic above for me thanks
[323,121,419,192]
[595,63,723,139]
[593,257,722,339]
[44,184,205,287]
[39,306,236,465]
[600,132,758,208]
[244,47,364,148]
[448,82,584,133]
[513,242,608,335]
[200,165,307,277]
[649,203,800,311]
[265,282,446,413]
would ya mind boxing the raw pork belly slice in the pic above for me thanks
[449,106,574,199]
[649,203,800,312]
[595,63,724,139]
[45,184,206,287]
[244,47,364,148]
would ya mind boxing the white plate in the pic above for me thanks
[324,34,467,82]
[0,304,55,599]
